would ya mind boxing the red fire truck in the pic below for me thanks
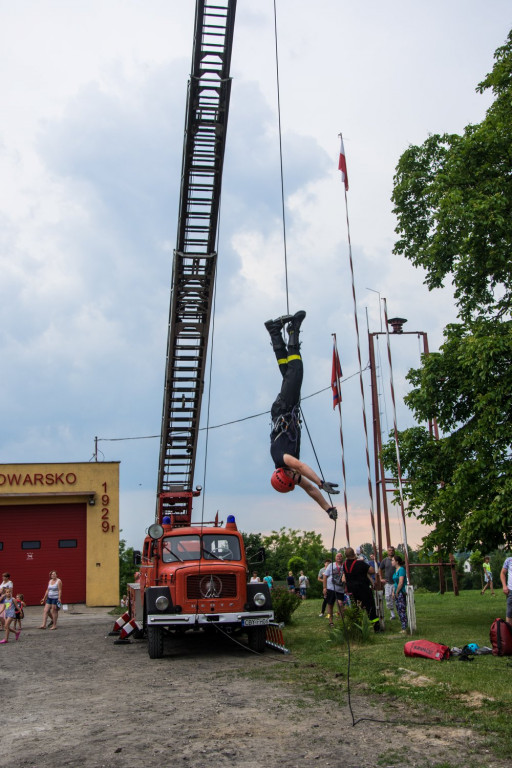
[122,0,273,658]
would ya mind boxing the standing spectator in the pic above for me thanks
[342,547,378,628]
[500,554,512,627]
[0,588,21,643]
[298,571,309,599]
[250,571,260,583]
[317,559,331,617]
[0,573,13,597]
[323,553,347,627]
[392,554,408,633]
[286,571,296,592]
[39,570,63,630]
[481,556,496,596]
[13,593,26,632]
[120,595,128,608]
[263,572,273,590]
[379,546,396,620]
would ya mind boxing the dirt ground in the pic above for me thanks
[1,605,507,768]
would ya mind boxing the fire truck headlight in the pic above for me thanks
[155,595,170,611]
[253,592,266,607]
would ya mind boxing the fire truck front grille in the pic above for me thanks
[186,573,237,599]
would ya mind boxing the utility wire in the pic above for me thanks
[96,366,368,445]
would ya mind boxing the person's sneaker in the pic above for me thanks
[318,613,324,618]
[390,613,396,620]
[326,507,338,521]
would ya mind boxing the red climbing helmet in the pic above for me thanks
[271,468,296,493]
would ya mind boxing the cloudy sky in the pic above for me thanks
[1,1,510,553]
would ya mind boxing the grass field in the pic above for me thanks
[251,591,512,760]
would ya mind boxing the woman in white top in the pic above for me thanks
[1,573,14,597]
[39,570,63,630]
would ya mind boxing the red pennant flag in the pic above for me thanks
[338,137,349,191]
[331,344,342,409]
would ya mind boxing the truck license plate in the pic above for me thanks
[242,617,269,627]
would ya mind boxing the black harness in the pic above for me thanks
[271,403,302,446]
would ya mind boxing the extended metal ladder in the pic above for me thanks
[157,0,237,522]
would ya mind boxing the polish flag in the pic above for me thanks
[331,344,343,409]
[338,137,349,191]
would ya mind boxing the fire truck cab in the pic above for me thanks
[129,513,273,658]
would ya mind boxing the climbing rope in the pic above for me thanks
[273,0,290,315]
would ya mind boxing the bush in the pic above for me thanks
[271,586,302,624]
[329,602,377,644]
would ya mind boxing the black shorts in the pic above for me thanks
[325,589,345,606]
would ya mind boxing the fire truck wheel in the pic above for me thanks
[247,626,266,653]
[147,626,164,659]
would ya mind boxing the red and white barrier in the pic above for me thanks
[119,618,141,641]
[112,611,130,633]
[265,622,290,654]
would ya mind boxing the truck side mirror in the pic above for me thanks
[133,550,142,566]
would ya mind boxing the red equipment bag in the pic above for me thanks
[403,639,451,661]
[490,618,512,656]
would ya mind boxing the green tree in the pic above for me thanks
[119,539,135,601]
[259,527,329,581]
[384,30,512,552]
[241,532,265,568]
[287,555,307,574]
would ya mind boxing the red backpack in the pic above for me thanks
[489,618,512,656]
[404,639,451,661]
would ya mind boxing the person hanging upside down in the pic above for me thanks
[265,310,339,520]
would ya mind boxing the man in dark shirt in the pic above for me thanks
[343,546,378,626]
[379,546,396,620]
[265,311,338,520]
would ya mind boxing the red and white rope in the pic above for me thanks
[340,140,377,558]
[332,333,351,547]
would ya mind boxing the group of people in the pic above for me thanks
[318,546,408,632]
[286,571,310,599]
[481,555,512,628]
[250,572,274,592]
[0,570,63,642]
[0,573,25,643]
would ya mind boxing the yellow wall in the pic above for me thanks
[0,462,119,606]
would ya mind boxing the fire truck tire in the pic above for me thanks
[247,626,266,653]
[147,626,164,659]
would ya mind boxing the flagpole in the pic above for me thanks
[332,333,350,547]
[338,134,378,564]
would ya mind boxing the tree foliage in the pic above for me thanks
[261,527,329,581]
[119,539,136,600]
[385,31,512,552]
[242,527,329,582]
[392,31,512,323]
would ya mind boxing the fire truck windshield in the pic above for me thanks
[161,534,241,563]
[202,534,241,561]
[162,535,200,563]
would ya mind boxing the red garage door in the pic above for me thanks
[0,503,86,605]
